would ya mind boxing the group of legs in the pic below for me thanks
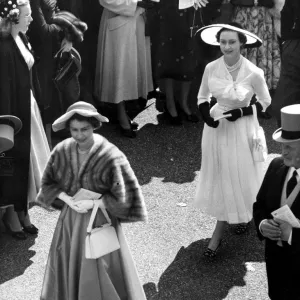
[0,206,38,240]
[162,78,199,125]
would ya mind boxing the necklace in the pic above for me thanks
[77,144,93,154]
[224,56,242,73]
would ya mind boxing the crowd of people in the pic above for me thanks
[0,0,300,299]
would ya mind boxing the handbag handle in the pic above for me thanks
[54,47,82,64]
[252,103,259,132]
[87,198,111,234]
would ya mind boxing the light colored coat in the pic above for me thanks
[94,0,153,104]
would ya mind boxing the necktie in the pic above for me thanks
[286,170,298,198]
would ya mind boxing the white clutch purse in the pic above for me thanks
[85,199,120,259]
[252,104,268,162]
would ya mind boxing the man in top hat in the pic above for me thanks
[253,104,300,300]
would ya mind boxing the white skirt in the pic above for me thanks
[28,94,50,203]
[194,104,264,224]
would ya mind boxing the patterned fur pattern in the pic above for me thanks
[36,134,148,222]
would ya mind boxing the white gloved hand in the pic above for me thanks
[194,0,209,9]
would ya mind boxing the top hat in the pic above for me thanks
[0,115,22,153]
[196,24,262,48]
[52,101,109,132]
[273,104,300,143]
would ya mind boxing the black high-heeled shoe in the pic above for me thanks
[129,120,139,130]
[163,109,183,126]
[21,223,39,235]
[235,223,248,235]
[3,219,27,240]
[203,240,222,259]
[120,126,137,138]
[185,113,199,123]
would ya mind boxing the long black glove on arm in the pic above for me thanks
[198,102,219,128]
[223,101,263,122]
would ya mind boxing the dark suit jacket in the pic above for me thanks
[253,156,300,254]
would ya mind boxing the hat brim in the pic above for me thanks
[196,24,262,48]
[52,109,109,132]
[272,128,300,143]
[0,115,22,135]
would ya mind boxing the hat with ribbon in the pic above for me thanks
[52,101,109,132]
[273,104,300,143]
[0,115,22,153]
[196,24,262,48]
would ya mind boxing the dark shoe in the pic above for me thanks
[3,219,27,240]
[169,115,183,126]
[22,223,38,235]
[203,240,222,259]
[185,113,199,123]
[235,223,248,234]
[120,126,137,138]
[163,109,183,126]
[129,120,139,130]
[11,231,27,240]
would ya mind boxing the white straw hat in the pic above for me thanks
[196,24,262,48]
[52,101,109,132]
[273,104,300,143]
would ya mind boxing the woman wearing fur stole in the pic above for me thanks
[37,101,148,300]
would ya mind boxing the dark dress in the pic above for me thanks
[155,0,202,82]
[272,0,300,124]
[27,0,63,124]
[0,34,33,212]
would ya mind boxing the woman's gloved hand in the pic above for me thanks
[223,101,263,122]
[137,0,156,9]
[194,0,209,9]
[198,102,219,128]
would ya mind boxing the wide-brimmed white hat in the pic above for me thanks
[197,24,262,48]
[273,104,300,143]
[0,115,22,153]
[52,101,109,132]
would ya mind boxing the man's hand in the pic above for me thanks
[275,219,293,242]
[194,0,209,9]
[260,219,282,240]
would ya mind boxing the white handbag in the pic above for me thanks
[85,200,120,259]
[252,104,268,162]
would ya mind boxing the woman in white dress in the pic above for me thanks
[195,23,271,257]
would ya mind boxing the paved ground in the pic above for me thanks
[0,100,281,300]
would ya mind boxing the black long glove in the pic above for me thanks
[223,101,263,122]
[137,0,155,9]
[198,102,219,128]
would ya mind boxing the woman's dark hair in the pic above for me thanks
[216,22,247,46]
[65,113,101,130]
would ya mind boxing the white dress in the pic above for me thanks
[14,35,50,203]
[194,56,271,224]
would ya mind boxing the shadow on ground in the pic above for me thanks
[0,234,36,284]
[99,112,204,186]
[143,222,265,300]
